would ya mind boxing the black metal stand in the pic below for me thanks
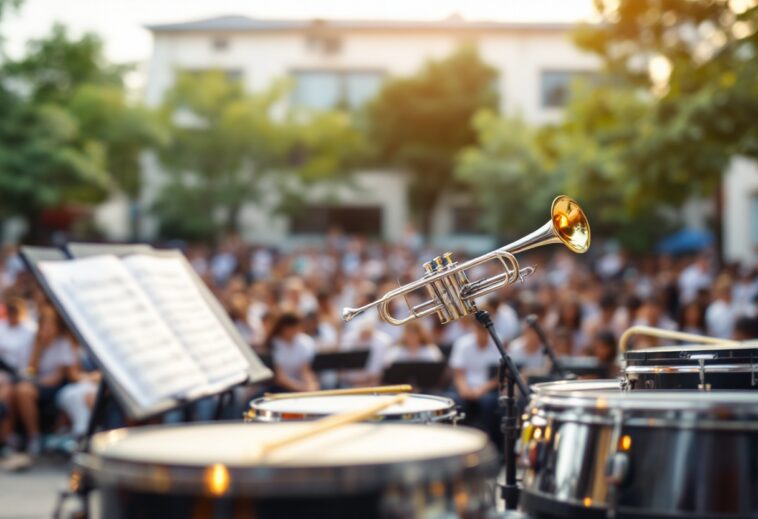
[474,310,531,511]
[525,314,573,379]
[53,379,111,519]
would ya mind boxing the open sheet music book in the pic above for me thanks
[36,253,272,417]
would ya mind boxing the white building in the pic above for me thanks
[96,14,757,261]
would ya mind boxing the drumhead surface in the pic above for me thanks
[253,394,453,416]
[82,422,496,495]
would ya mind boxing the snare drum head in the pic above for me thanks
[250,394,455,422]
[84,423,496,496]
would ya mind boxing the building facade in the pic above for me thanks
[94,14,757,260]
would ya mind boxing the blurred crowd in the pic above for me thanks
[1,231,758,470]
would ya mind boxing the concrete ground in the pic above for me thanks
[0,458,72,519]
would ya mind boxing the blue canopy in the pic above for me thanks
[657,228,714,254]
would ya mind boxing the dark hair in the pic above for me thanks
[599,292,616,311]
[734,317,758,340]
[264,312,301,351]
[593,330,618,362]
[677,301,705,331]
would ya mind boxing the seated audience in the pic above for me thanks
[340,320,391,387]
[384,321,443,365]
[449,322,501,444]
[267,312,318,393]
[3,306,75,469]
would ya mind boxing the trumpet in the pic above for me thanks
[342,195,590,326]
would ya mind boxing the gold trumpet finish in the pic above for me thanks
[342,195,590,326]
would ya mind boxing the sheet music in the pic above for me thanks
[38,256,208,410]
[121,254,248,387]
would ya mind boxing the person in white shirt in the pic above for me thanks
[449,323,502,444]
[0,298,37,371]
[705,276,738,339]
[678,256,712,304]
[508,325,547,374]
[340,322,392,387]
[267,313,318,393]
[7,305,76,465]
[384,322,443,366]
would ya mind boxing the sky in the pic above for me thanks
[2,0,597,64]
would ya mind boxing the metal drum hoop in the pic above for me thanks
[247,393,458,424]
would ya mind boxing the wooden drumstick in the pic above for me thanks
[619,325,739,354]
[263,384,413,401]
[251,394,408,460]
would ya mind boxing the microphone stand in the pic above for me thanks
[474,310,531,511]
[525,314,573,379]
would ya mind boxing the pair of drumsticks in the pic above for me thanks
[252,385,413,459]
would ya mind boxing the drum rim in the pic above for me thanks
[624,342,758,361]
[248,393,457,423]
[530,379,758,412]
[78,423,498,496]
[624,363,758,374]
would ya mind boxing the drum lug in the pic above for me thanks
[697,359,711,391]
[605,452,630,486]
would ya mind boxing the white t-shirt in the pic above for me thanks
[18,336,76,380]
[384,344,443,366]
[0,319,37,370]
[508,336,546,372]
[341,329,392,376]
[495,304,521,342]
[705,300,738,339]
[272,333,316,382]
[449,333,501,389]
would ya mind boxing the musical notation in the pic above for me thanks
[39,256,208,409]
[122,255,248,387]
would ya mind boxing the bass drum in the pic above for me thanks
[80,422,498,519]
[246,393,459,424]
[623,343,758,390]
[519,380,758,519]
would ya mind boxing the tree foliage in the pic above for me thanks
[459,0,757,251]
[366,46,499,235]
[154,71,366,241]
[0,24,164,240]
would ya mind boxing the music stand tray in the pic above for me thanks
[381,361,447,389]
[312,351,370,372]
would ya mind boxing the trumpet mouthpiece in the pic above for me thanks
[342,308,357,322]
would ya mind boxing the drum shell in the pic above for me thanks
[246,393,459,424]
[80,422,498,519]
[623,344,758,390]
[520,380,758,519]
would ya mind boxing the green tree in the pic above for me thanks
[569,0,758,211]
[366,46,499,236]
[0,24,165,240]
[154,71,365,241]
[459,0,757,251]
[457,111,558,238]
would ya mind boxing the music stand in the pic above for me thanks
[312,351,370,372]
[381,361,447,390]
[22,244,272,518]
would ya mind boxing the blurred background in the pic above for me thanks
[0,0,757,515]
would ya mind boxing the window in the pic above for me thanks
[212,37,229,52]
[751,194,758,245]
[291,205,382,235]
[292,70,384,110]
[541,70,595,108]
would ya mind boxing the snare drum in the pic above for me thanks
[246,393,459,423]
[520,380,758,518]
[623,343,758,390]
[80,422,498,519]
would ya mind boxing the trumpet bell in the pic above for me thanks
[551,195,590,254]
